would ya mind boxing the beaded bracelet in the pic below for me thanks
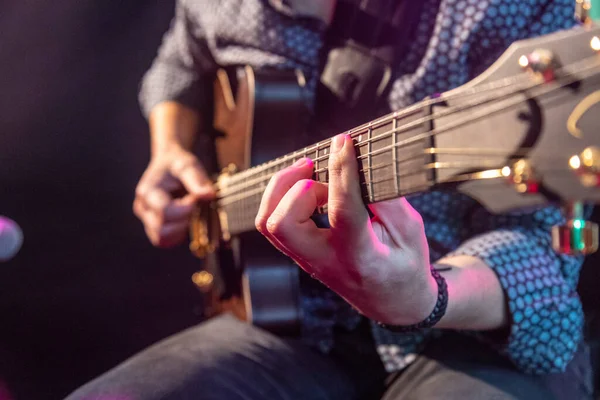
[376,266,448,332]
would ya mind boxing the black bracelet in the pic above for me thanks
[376,266,448,333]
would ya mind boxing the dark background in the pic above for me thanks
[0,1,598,399]
[0,1,206,399]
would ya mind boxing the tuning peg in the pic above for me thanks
[569,146,600,187]
[575,0,592,25]
[518,49,559,82]
[552,201,598,255]
[503,159,540,194]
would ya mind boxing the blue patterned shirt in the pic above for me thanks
[139,0,586,374]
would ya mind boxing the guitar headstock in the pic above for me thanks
[431,24,600,254]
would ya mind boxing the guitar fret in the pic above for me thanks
[314,142,321,182]
[367,126,374,202]
[315,141,330,183]
[392,117,399,197]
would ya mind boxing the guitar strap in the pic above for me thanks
[314,0,425,134]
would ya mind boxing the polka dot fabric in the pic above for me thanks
[387,0,579,110]
[138,0,587,374]
[139,0,325,117]
[448,204,590,373]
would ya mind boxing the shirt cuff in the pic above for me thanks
[449,229,585,374]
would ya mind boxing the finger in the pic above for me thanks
[327,134,370,236]
[172,158,215,199]
[255,158,316,263]
[369,198,425,247]
[133,197,147,220]
[255,158,314,234]
[136,201,161,233]
[161,196,197,222]
[147,221,189,248]
[266,179,331,267]
[135,182,195,225]
[144,188,172,217]
[143,212,189,248]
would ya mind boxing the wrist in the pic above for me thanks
[419,271,439,321]
[377,266,448,331]
[151,142,190,160]
[407,269,439,324]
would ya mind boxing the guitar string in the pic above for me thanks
[217,72,594,210]
[214,58,600,211]
[217,67,597,209]
[216,77,536,197]
[220,160,568,233]
[218,148,533,200]
[220,157,568,230]
[219,58,549,186]
[317,148,533,175]
[215,58,600,203]
[219,79,526,187]
[217,160,513,207]
[217,151,571,208]
[218,65,535,186]
[220,58,596,197]
[218,53,600,188]
[217,146,535,206]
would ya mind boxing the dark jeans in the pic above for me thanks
[65,314,593,400]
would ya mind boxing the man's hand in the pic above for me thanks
[133,148,215,248]
[255,134,438,326]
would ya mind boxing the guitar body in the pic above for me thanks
[202,66,310,335]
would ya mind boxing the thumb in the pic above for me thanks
[173,159,215,199]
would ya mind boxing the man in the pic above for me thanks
[67,0,594,398]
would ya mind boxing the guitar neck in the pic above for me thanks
[217,104,436,235]
[195,25,600,252]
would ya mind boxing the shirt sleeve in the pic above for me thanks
[448,205,590,374]
[138,0,216,118]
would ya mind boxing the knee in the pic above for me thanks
[64,315,284,400]
[386,363,553,400]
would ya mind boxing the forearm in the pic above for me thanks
[149,101,202,157]
[433,255,508,331]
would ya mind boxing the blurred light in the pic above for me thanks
[591,36,600,51]
[519,55,529,68]
[569,155,581,170]
[478,169,503,179]
[582,147,595,166]
[192,271,213,288]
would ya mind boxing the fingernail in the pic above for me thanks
[330,134,346,154]
[293,158,307,167]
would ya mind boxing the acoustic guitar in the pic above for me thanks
[189,25,600,336]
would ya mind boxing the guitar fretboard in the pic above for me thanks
[209,26,600,238]
[217,106,435,235]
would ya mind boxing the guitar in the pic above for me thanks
[190,25,600,335]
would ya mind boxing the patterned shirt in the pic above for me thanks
[139,0,586,374]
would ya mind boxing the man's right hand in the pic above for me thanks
[133,148,215,248]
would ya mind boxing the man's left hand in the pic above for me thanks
[255,134,438,326]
